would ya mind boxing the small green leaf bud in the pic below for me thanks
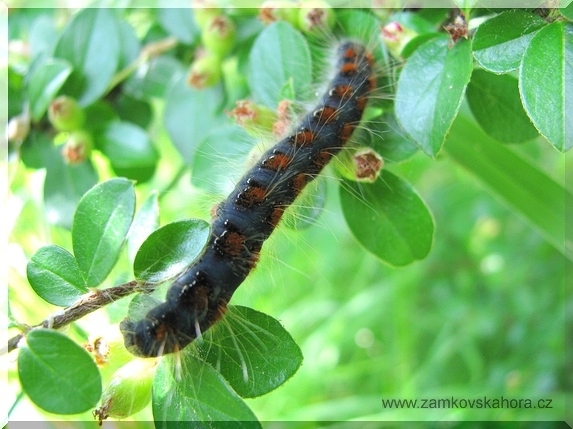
[48,96,85,132]
[93,359,157,424]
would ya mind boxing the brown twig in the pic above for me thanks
[6,280,153,353]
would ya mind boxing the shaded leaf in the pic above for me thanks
[164,75,226,164]
[467,69,538,143]
[44,148,99,229]
[96,121,158,182]
[340,171,434,266]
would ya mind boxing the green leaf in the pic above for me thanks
[44,148,99,229]
[191,125,254,194]
[358,112,419,163]
[196,305,303,398]
[117,20,141,71]
[133,219,210,283]
[83,101,119,133]
[27,59,72,121]
[28,14,58,60]
[18,329,102,414]
[127,192,160,263]
[53,8,120,106]
[72,178,135,286]
[248,21,312,107]
[124,55,185,100]
[473,10,546,73]
[164,75,226,164]
[395,36,472,157]
[282,178,327,230]
[340,171,434,266]
[519,21,573,152]
[116,94,153,129]
[20,130,54,169]
[445,115,573,262]
[152,353,260,426]
[156,8,199,44]
[466,69,539,144]
[26,245,88,307]
[96,121,159,182]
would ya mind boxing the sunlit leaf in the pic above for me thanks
[18,329,101,414]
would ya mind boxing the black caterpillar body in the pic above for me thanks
[120,41,375,357]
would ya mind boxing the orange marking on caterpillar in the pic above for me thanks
[313,106,338,124]
[261,152,292,171]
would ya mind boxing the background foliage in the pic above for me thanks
[3,1,572,426]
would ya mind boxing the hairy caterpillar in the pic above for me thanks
[120,40,375,357]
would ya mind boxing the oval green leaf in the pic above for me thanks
[72,178,135,287]
[133,219,210,283]
[467,69,539,144]
[191,125,254,194]
[519,21,573,152]
[340,171,434,266]
[152,353,260,426]
[44,147,99,229]
[395,36,472,157]
[473,10,546,73]
[18,329,102,414]
[124,55,185,100]
[96,121,159,182]
[127,192,160,263]
[248,21,312,107]
[53,8,120,106]
[156,7,199,44]
[358,112,419,163]
[164,75,226,164]
[195,305,303,398]
[27,58,72,121]
[26,245,88,307]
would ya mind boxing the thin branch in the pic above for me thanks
[6,280,154,354]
